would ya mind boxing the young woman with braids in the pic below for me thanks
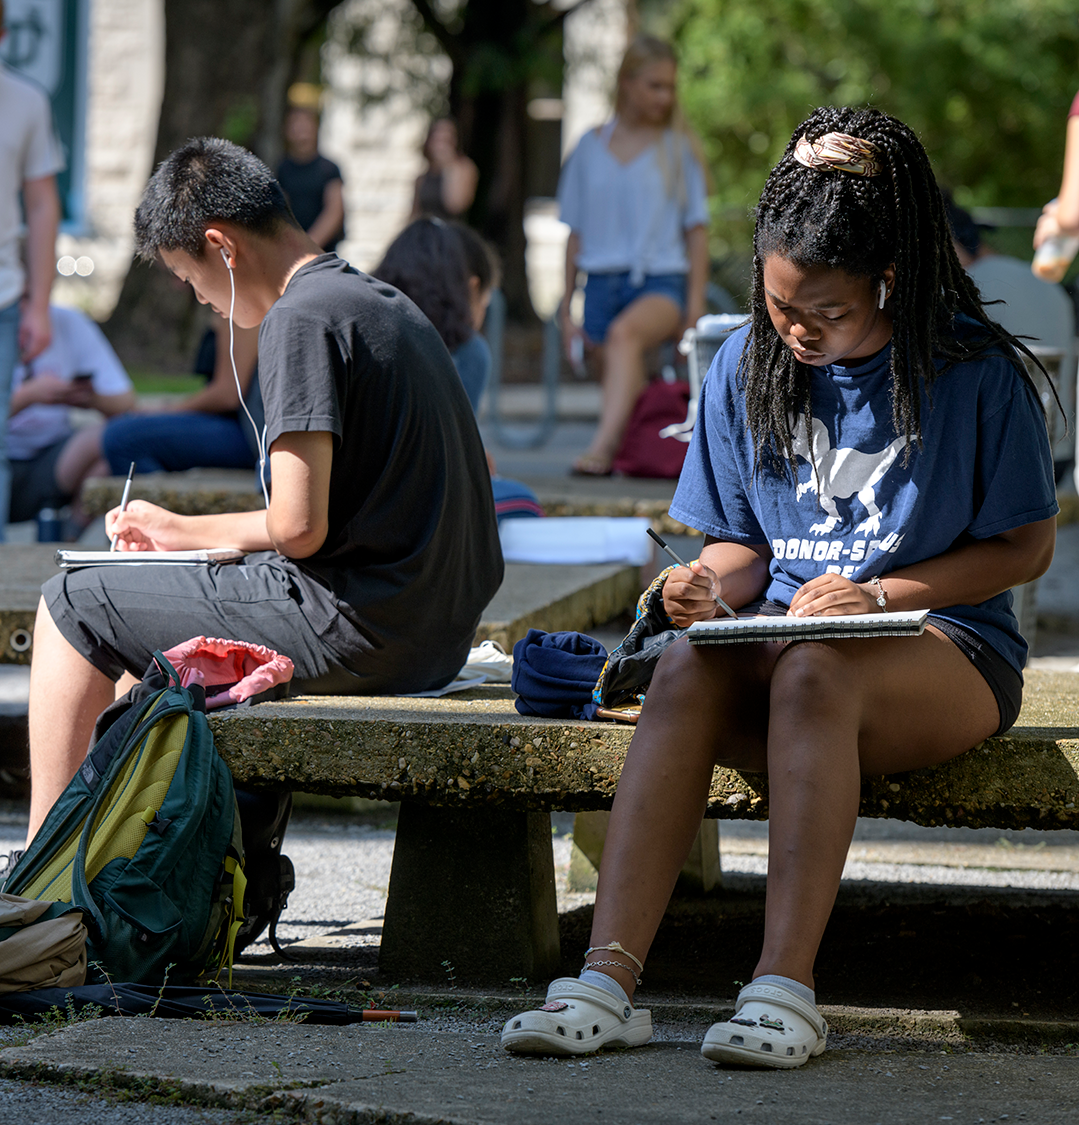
[501,107,1058,1069]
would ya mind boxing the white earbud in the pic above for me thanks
[878,279,887,309]
[220,247,232,271]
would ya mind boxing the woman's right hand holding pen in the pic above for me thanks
[663,560,723,626]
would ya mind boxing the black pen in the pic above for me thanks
[646,527,738,619]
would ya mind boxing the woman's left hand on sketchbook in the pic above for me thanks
[788,573,879,617]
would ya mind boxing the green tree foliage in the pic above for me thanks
[662,0,1079,259]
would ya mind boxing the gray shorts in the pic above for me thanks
[42,551,424,694]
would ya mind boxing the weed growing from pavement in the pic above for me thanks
[62,1067,318,1121]
[2,993,106,1046]
[441,959,457,987]
[193,982,310,1025]
[509,975,529,1003]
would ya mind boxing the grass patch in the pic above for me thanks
[126,369,205,396]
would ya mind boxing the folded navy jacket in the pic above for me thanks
[511,629,608,720]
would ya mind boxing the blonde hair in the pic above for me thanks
[287,82,323,113]
[613,35,712,204]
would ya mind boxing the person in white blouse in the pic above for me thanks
[558,36,711,476]
[7,305,134,532]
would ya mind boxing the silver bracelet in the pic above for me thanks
[585,959,642,985]
[869,576,888,610]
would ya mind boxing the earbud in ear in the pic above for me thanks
[878,279,887,309]
[220,248,232,271]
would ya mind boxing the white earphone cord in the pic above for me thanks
[225,259,270,509]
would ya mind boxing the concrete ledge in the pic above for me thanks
[476,562,639,650]
[81,469,264,517]
[82,469,694,533]
[0,545,59,664]
[537,495,690,535]
[210,669,1079,831]
[79,469,1079,535]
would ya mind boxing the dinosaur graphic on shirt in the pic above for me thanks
[791,414,905,536]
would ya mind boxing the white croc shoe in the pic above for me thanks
[501,977,652,1056]
[701,981,827,1069]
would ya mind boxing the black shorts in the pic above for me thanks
[42,551,440,695]
[928,616,1023,735]
[747,599,1022,736]
[10,441,70,524]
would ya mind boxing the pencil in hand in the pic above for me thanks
[646,527,738,619]
[109,461,136,553]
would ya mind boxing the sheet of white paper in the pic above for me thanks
[499,517,653,566]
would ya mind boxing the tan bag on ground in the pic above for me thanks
[0,892,87,992]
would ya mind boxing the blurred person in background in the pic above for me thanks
[375,218,543,521]
[7,304,134,533]
[411,117,479,221]
[1033,87,1079,270]
[100,315,261,475]
[277,86,345,253]
[557,35,710,477]
[375,218,487,408]
[949,195,1075,482]
[0,0,63,536]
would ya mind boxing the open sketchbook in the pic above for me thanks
[56,548,247,569]
[687,609,929,645]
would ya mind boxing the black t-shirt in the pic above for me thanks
[277,155,344,250]
[258,255,504,691]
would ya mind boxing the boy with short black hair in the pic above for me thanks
[23,137,503,845]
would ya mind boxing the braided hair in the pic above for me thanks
[742,106,1049,473]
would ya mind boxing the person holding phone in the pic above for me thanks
[7,304,134,533]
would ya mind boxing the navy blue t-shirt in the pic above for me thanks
[670,324,1058,673]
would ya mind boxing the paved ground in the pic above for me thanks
[2,1021,1078,1125]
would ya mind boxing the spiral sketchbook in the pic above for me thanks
[56,548,247,569]
[687,609,930,646]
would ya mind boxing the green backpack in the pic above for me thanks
[2,653,245,984]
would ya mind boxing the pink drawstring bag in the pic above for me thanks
[160,637,294,711]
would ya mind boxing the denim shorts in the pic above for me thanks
[583,271,686,344]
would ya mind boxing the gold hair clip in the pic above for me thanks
[793,132,882,177]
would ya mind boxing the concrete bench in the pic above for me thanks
[207,669,1079,983]
[0,548,639,664]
